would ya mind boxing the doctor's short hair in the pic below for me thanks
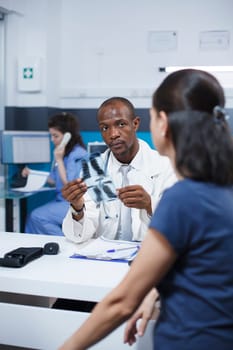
[97,97,136,120]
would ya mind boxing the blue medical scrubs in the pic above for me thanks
[25,145,87,235]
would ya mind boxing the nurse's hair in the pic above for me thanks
[153,69,233,185]
[48,112,85,155]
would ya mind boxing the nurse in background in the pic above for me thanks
[24,112,87,236]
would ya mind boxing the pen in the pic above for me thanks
[106,246,140,253]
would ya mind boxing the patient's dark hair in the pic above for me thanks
[48,112,85,156]
[153,69,233,185]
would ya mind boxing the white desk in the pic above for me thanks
[0,232,154,350]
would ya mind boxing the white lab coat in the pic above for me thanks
[62,139,176,243]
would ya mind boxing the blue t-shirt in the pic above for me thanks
[149,179,233,350]
[50,144,87,201]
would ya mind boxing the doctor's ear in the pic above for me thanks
[133,116,140,131]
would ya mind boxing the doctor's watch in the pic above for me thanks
[70,203,85,220]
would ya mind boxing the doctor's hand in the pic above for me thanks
[117,185,152,216]
[124,288,159,346]
[62,179,87,210]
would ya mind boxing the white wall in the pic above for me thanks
[0,0,233,109]
[59,0,233,108]
[2,0,60,107]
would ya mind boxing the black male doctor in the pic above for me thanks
[62,97,176,243]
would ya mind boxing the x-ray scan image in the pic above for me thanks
[81,153,117,203]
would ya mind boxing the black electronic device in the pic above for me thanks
[43,242,60,255]
[0,242,60,268]
[0,247,44,268]
[87,141,108,155]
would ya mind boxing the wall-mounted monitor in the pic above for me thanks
[0,131,51,164]
[87,141,108,154]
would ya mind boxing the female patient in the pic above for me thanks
[24,112,87,236]
[59,69,233,350]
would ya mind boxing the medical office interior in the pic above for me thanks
[0,0,233,349]
[0,0,233,231]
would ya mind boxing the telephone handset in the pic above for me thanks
[57,132,71,150]
[51,132,71,169]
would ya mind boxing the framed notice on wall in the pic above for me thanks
[147,31,177,52]
[199,31,230,51]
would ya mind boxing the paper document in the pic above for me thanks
[70,236,140,262]
[13,170,49,192]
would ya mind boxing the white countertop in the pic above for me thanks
[0,232,129,301]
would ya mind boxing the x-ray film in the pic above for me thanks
[81,153,117,203]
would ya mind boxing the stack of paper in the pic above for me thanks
[13,170,49,192]
[70,236,141,262]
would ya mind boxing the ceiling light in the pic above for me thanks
[159,66,233,73]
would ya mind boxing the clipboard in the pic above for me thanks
[70,237,140,263]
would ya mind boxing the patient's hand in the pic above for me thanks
[124,288,159,346]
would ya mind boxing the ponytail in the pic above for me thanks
[168,109,233,185]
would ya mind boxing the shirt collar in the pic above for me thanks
[108,140,143,172]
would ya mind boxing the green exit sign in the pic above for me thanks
[23,67,33,79]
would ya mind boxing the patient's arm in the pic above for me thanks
[124,288,159,346]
